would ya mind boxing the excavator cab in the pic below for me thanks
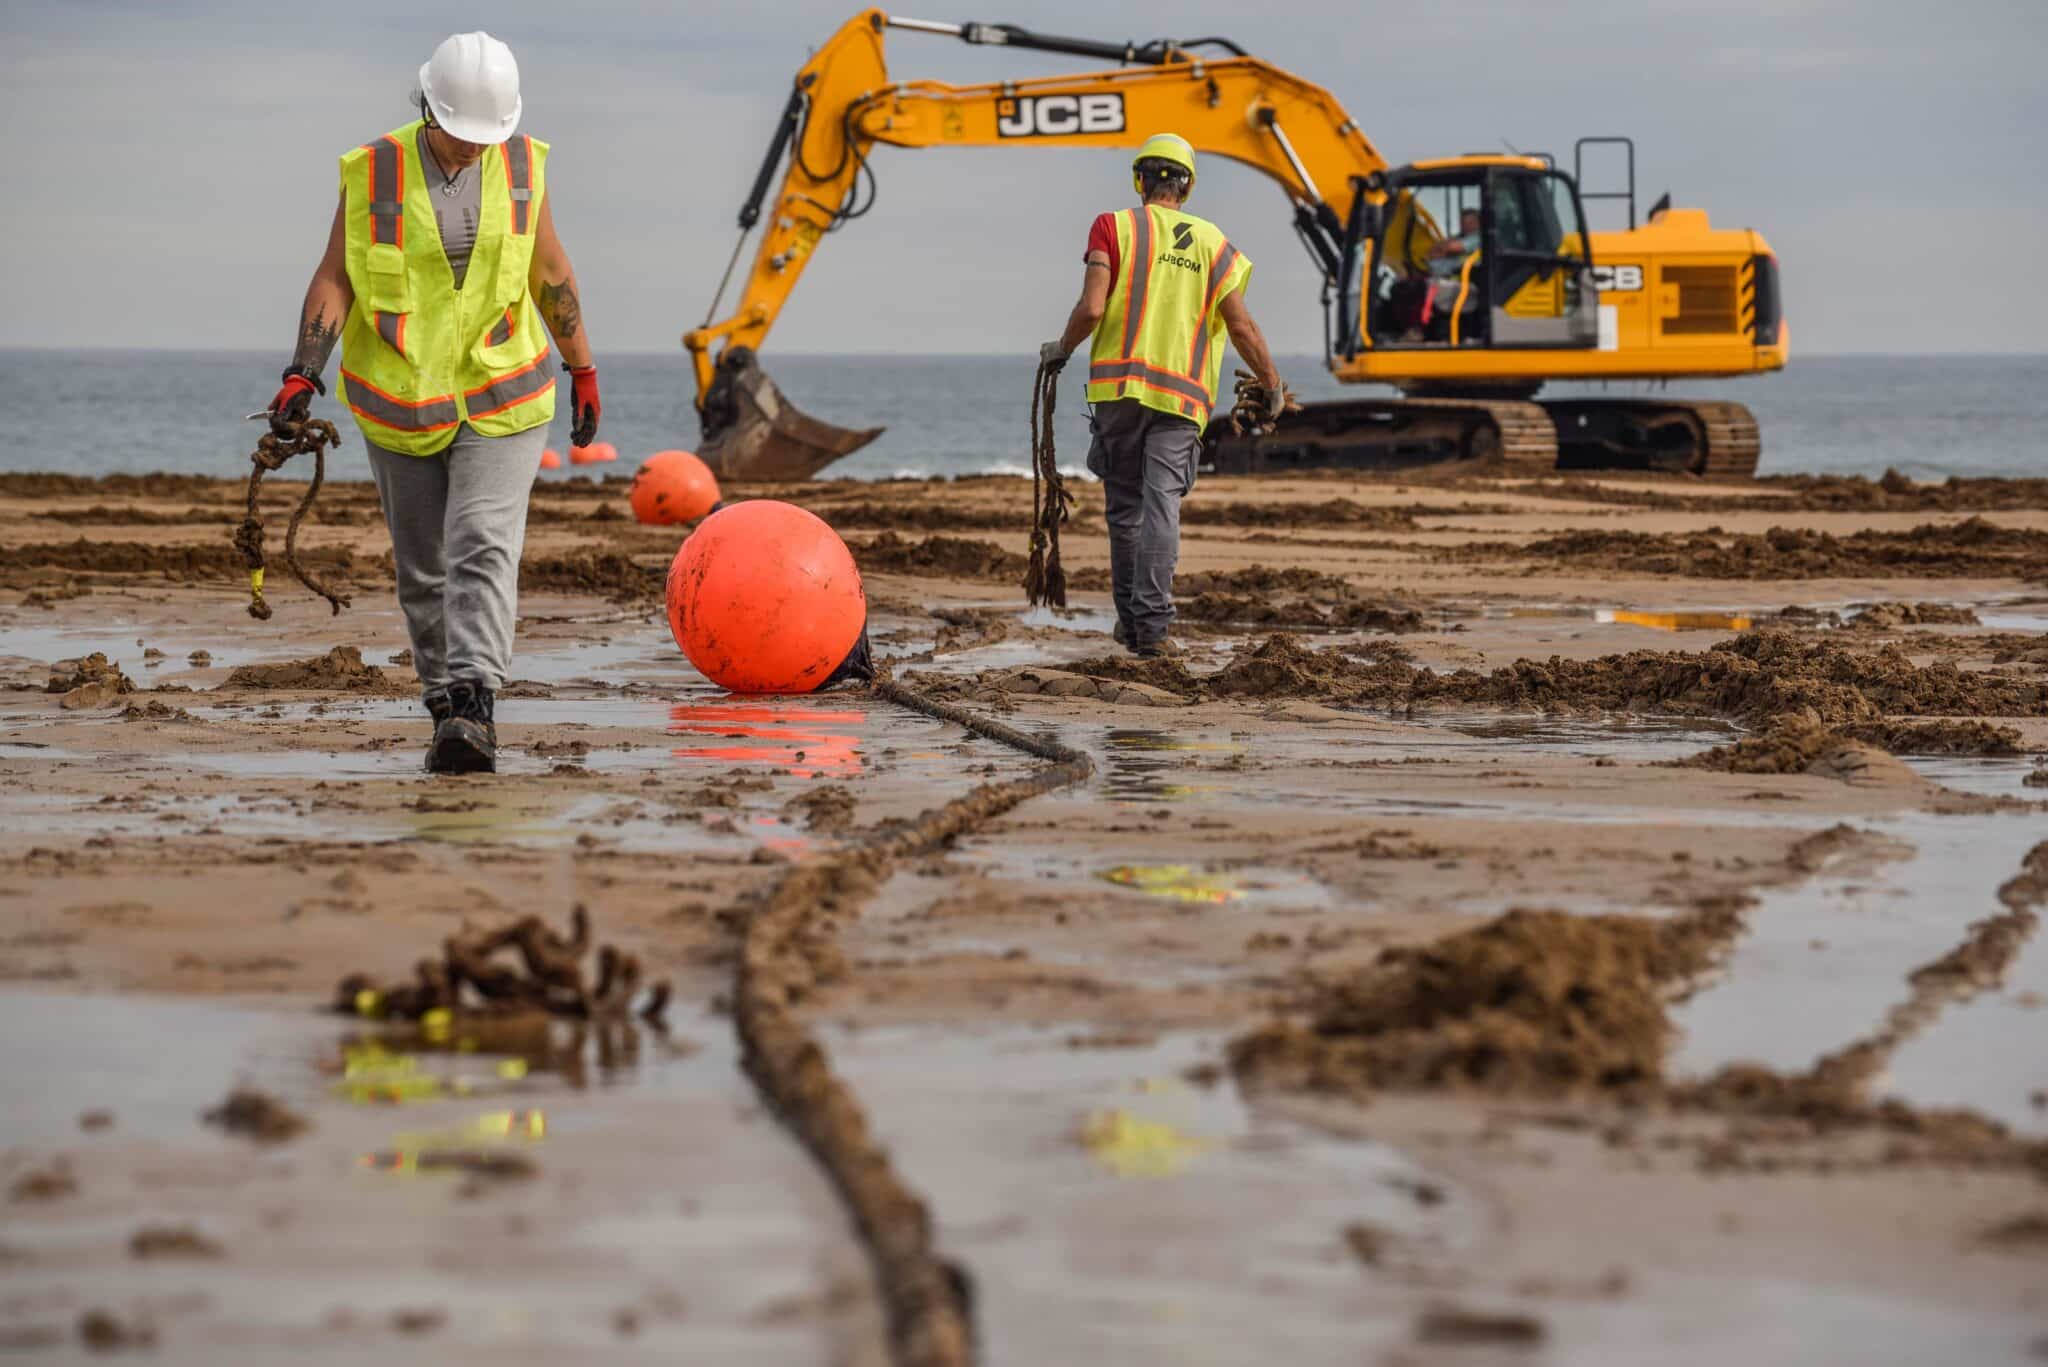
[1339,158,1597,360]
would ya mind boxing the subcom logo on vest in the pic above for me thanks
[995,94,1126,138]
[1156,222,1202,273]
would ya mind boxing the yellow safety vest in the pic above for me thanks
[1085,205,1252,427]
[336,120,556,455]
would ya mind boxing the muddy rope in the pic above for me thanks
[1022,359,1072,609]
[1226,367,1302,438]
[732,677,1092,1366]
[232,416,350,621]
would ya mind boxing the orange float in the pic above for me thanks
[630,449,721,525]
[538,448,562,470]
[569,441,618,465]
[665,500,865,694]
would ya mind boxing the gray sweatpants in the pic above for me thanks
[365,421,548,697]
[1085,399,1201,646]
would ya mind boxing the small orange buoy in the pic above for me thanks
[666,501,865,694]
[539,448,562,470]
[569,441,617,465]
[630,449,721,525]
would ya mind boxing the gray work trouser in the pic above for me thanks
[1085,399,1200,646]
[365,421,547,698]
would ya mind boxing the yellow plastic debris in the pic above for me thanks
[353,988,383,1018]
[1080,1109,1212,1178]
[1597,609,1753,632]
[1098,864,1244,904]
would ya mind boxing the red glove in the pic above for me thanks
[567,364,600,447]
[268,372,320,437]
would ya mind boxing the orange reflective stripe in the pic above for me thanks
[463,350,554,419]
[503,135,534,235]
[1120,207,1154,359]
[1088,359,1210,408]
[376,312,405,355]
[366,136,403,248]
[486,308,513,348]
[341,367,459,432]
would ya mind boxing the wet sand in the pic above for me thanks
[3,467,2047,1363]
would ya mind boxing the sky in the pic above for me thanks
[4,0,2045,358]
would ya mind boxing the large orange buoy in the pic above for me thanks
[630,449,720,525]
[539,448,562,470]
[666,500,865,694]
[569,441,618,465]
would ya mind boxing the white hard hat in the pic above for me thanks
[417,31,521,145]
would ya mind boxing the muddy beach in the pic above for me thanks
[3,466,2048,1364]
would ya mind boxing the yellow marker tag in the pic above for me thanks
[496,1058,529,1081]
[1081,1109,1212,1178]
[1099,864,1243,904]
[353,988,383,1018]
[249,568,265,592]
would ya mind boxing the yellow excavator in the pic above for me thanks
[684,11,1787,481]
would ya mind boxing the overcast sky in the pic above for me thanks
[5,0,2044,357]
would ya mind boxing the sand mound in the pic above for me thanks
[1847,601,1982,629]
[1676,713,2027,769]
[1053,631,2047,727]
[1177,592,1425,633]
[224,646,397,693]
[1231,902,1745,1098]
[850,533,1030,581]
[1450,517,2048,580]
[45,653,135,709]
[519,552,665,603]
[0,538,369,584]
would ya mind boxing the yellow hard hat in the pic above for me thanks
[1132,133,1197,194]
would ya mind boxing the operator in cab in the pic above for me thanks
[1038,133,1284,659]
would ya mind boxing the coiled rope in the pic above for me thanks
[233,416,350,620]
[1022,359,1072,609]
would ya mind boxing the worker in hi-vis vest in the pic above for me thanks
[1040,133,1285,658]
[264,31,600,774]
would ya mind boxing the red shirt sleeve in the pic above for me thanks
[1085,212,1120,292]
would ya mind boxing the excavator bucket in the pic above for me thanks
[696,347,883,483]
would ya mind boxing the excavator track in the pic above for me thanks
[1204,396,1557,476]
[1542,398,1761,479]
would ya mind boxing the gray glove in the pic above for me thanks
[1263,376,1288,421]
[1039,340,1070,373]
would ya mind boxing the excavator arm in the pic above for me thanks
[684,9,1390,479]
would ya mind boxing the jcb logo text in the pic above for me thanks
[996,94,1126,138]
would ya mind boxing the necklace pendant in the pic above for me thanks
[441,181,459,198]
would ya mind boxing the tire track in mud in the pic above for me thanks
[731,679,1091,1366]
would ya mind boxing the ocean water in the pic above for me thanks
[0,350,2040,483]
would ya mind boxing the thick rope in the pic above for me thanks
[1226,367,1303,438]
[1022,360,1072,609]
[233,416,350,621]
[732,677,1092,1365]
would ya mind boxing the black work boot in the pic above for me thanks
[427,680,497,775]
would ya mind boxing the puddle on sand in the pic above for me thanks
[668,701,866,778]
[0,988,878,1356]
[1595,609,1754,632]
[1094,863,1329,909]
[1099,727,1244,803]
[825,1026,1464,1360]
[1900,755,2045,802]
[1669,805,2048,1131]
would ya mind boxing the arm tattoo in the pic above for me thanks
[291,307,340,373]
[536,277,583,341]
